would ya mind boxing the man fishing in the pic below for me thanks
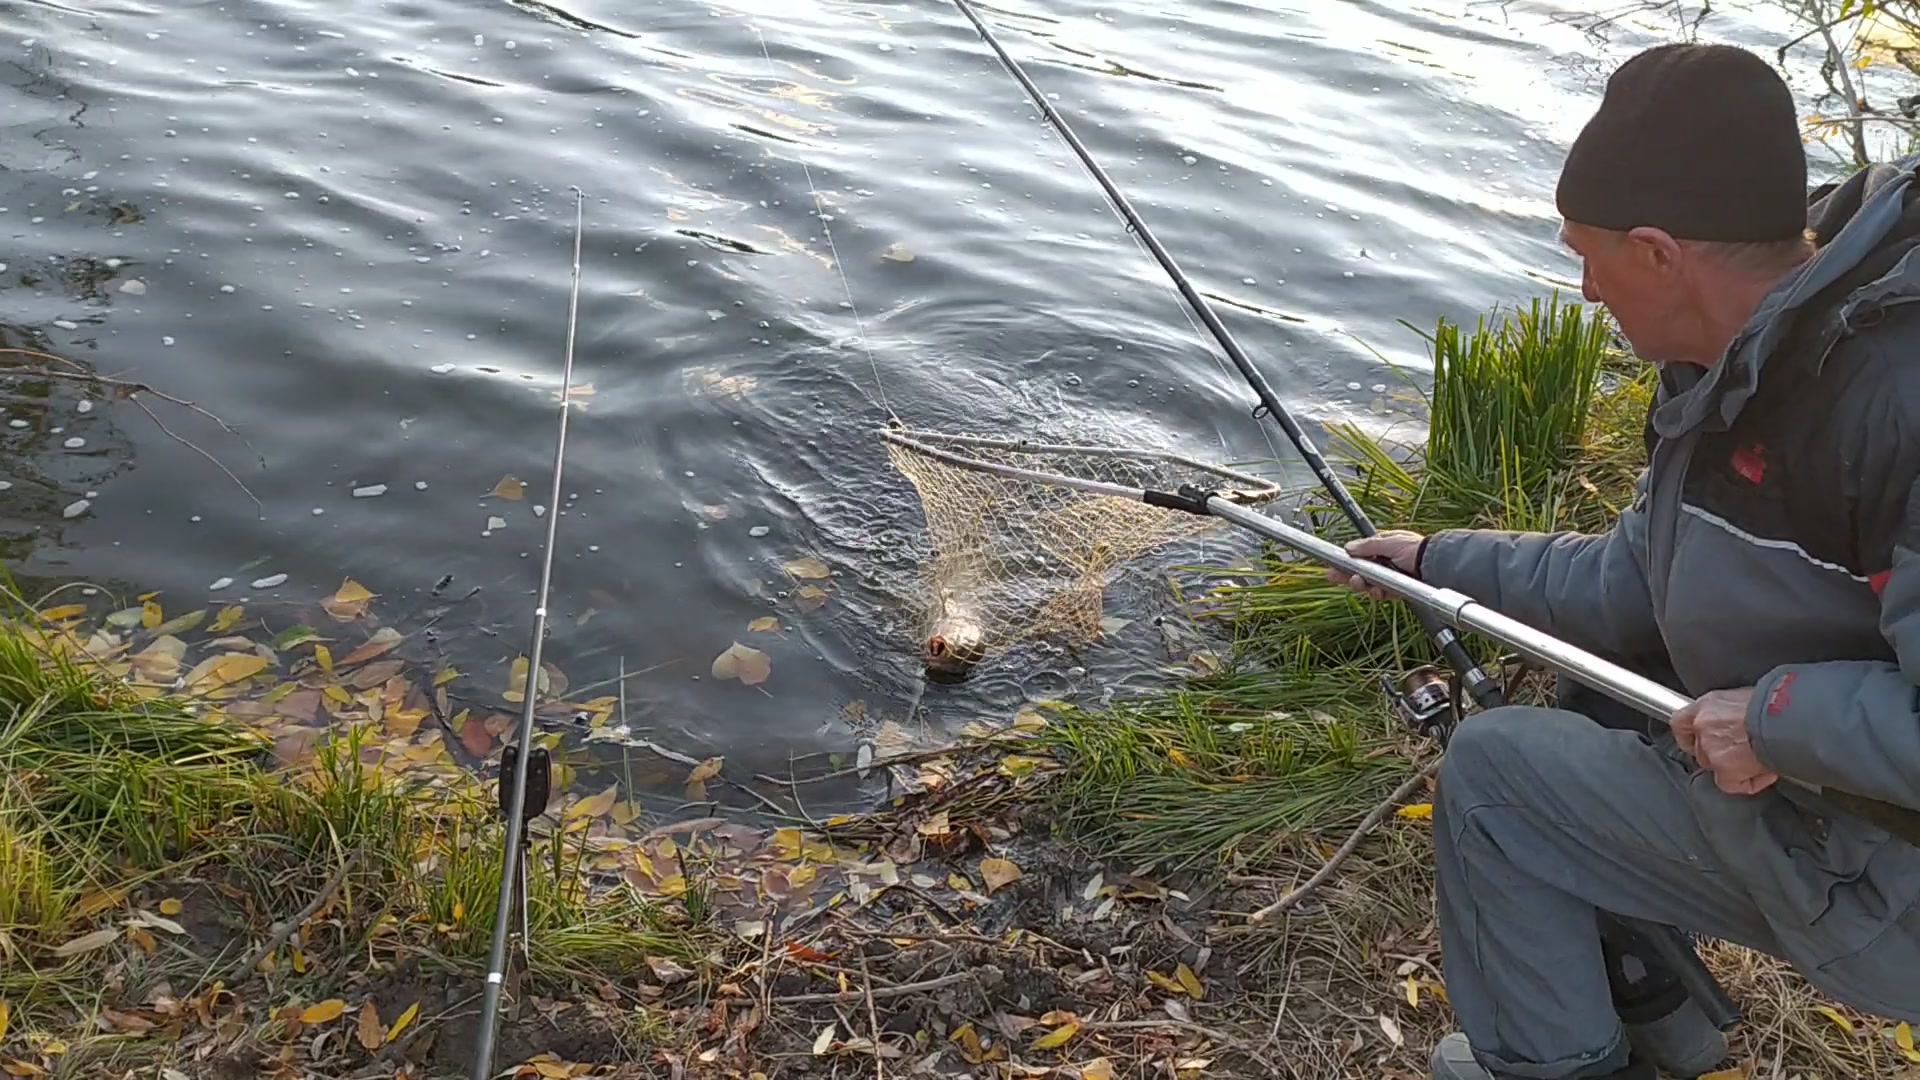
[1333,42,1920,1080]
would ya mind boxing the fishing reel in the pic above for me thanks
[1381,664,1459,739]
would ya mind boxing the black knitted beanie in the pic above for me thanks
[1556,43,1808,242]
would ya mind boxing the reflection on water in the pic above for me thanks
[0,0,1907,811]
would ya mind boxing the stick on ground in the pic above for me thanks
[1248,758,1440,922]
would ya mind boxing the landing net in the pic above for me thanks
[880,426,1284,661]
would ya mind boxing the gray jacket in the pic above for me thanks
[1418,156,1920,1016]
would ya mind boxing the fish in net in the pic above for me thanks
[879,426,1284,681]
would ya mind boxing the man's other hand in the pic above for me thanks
[1671,687,1780,795]
[1327,529,1425,600]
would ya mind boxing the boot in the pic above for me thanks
[1603,925,1731,1078]
[1429,1033,1656,1080]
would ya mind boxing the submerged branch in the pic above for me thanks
[0,347,264,514]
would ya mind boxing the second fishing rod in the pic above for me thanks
[945,0,1504,721]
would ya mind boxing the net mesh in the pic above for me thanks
[880,427,1283,663]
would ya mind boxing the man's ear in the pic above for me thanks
[1624,225,1684,274]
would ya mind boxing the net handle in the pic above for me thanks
[880,427,1286,503]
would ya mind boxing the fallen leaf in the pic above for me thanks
[979,857,1023,894]
[812,1024,837,1055]
[151,609,207,637]
[1406,974,1420,1007]
[1397,802,1434,820]
[186,652,271,692]
[128,910,187,936]
[491,475,526,500]
[648,956,695,984]
[568,783,621,821]
[1899,1021,1920,1063]
[748,616,779,632]
[1081,1058,1115,1080]
[322,579,376,620]
[39,603,88,622]
[1814,1004,1855,1034]
[1032,1021,1080,1050]
[882,242,914,262]
[52,927,119,958]
[357,1001,383,1051]
[339,627,402,667]
[711,642,771,685]
[460,719,493,758]
[1378,1013,1404,1048]
[1147,970,1186,996]
[210,605,245,633]
[386,1001,419,1043]
[784,556,830,580]
[315,643,335,674]
[0,1001,8,1043]
[300,999,347,1024]
[1176,962,1205,1000]
[349,658,406,691]
[794,584,831,612]
[141,598,163,629]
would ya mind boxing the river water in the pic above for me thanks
[1,0,1908,798]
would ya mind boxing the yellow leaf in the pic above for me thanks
[748,616,779,632]
[1898,1021,1920,1063]
[386,1001,419,1043]
[1081,1059,1115,1080]
[491,475,526,500]
[0,1001,8,1043]
[980,857,1023,894]
[1396,803,1434,820]
[39,604,88,622]
[159,898,183,916]
[1699,1068,1747,1080]
[711,642,771,685]
[1167,746,1192,767]
[300,999,347,1024]
[1032,1021,1080,1050]
[568,783,621,821]
[1147,970,1185,995]
[1176,962,1205,1000]
[434,666,459,687]
[315,644,334,674]
[794,584,831,612]
[784,556,831,580]
[1405,974,1420,1007]
[356,1000,384,1050]
[323,685,353,705]
[1814,1004,1855,1034]
[189,653,271,691]
[142,598,162,629]
[323,578,376,620]
[687,757,725,784]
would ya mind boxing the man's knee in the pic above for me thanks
[1438,705,1591,807]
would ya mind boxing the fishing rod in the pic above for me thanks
[944,0,1504,728]
[470,186,587,1080]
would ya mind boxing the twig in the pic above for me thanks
[1247,760,1440,922]
[859,949,885,1080]
[227,849,362,983]
[753,745,966,788]
[631,738,796,818]
[768,970,972,1004]
[1089,1020,1282,1073]
[0,349,262,513]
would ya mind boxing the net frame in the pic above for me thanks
[879,425,1286,662]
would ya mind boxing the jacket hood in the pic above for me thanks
[1652,152,1920,439]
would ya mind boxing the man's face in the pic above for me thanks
[1559,220,1692,365]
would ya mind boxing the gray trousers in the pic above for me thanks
[1434,705,1918,1078]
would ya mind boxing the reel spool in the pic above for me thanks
[1382,665,1456,738]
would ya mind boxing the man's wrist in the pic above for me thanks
[1414,535,1431,580]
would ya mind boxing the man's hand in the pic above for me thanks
[1671,687,1779,795]
[1327,529,1425,600]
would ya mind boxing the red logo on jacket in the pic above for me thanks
[1765,671,1797,715]
[1731,443,1767,484]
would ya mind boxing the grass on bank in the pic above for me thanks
[0,586,705,1073]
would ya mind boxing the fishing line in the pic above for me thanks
[470,185,587,1080]
[751,22,897,424]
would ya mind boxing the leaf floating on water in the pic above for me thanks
[490,475,526,500]
[687,757,724,784]
[106,606,145,629]
[210,605,245,633]
[151,608,208,637]
[338,627,402,667]
[979,857,1022,894]
[141,598,163,629]
[794,585,831,612]
[568,783,621,821]
[748,616,779,632]
[40,603,88,622]
[711,642,771,685]
[186,653,271,692]
[322,578,375,620]
[882,242,914,262]
[783,556,830,580]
